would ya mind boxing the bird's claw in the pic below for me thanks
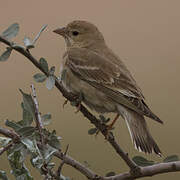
[63,99,68,108]
[104,124,114,139]
[70,92,84,113]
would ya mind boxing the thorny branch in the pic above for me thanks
[0,35,180,179]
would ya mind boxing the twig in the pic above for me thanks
[0,127,20,140]
[54,151,100,179]
[56,144,69,178]
[31,84,44,145]
[0,142,14,155]
[103,161,180,180]
[0,127,20,155]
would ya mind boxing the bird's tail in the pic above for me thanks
[117,105,161,155]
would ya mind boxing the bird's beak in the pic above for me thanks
[53,27,66,36]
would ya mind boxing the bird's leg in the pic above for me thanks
[107,114,120,130]
[102,114,119,139]
[70,92,84,113]
[103,114,119,139]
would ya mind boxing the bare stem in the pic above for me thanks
[103,161,180,180]
[31,84,44,145]
[0,127,20,140]
[54,151,100,179]
[56,144,69,178]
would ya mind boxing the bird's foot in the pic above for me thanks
[104,114,119,139]
[104,124,114,139]
[63,99,68,108]
[70,92,84,113]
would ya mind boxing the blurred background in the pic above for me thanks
[0,0,180,179]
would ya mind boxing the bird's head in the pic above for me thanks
[53,20,105,48]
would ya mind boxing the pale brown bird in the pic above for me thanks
[53,20,163,155]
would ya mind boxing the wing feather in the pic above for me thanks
[65,47,162,123]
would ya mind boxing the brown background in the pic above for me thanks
[0,0,180,179]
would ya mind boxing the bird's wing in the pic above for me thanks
[65,47,162,123]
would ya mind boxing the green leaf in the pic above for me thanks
[41,113,51,125]
[22,139,44,169]
[21,138,37,153]
[39,58,49,73]
[46,162,55,170]
[1,23,19,39]
[46,76,55,90]
[16,173,33,180]
[0,47,12,62]
[32,24,47,45]
[11,44,25,49]
[132,156,154,166]
[7,150,33,180]
[30,155,43,169]
[0,170,9,180]
[49,66,55,75]
[88,128,98,135]
[30,140,43,169]
[99,115,110,123]
[105,171,116,177]
[163,155,179,163]
[19,89,35,118]
[21,103,33,126]
[0,137,11,146]
[5,119,22,131]
[33,73,47,83]
[8,144,24,154]
[23,37,34,49]
[41,144,57,163]
[48,131,61,150]
[17,126,35,137]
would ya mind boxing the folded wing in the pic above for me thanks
[65,47,163,123]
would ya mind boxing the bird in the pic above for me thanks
[53,20,163,155]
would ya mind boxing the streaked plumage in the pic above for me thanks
[53,20,163,155]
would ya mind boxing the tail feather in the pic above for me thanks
[118,105,161,155]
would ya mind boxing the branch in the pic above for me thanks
[0,127,20,140]
[54,151,100,179]
[103,161,180,180]
[31,84,44,145]
[0,125,99,179]
[0,127,20,155]
[0,35,136,170]
[0,142,13,155]
[56,144,69,178]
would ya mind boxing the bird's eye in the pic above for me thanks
[72,31,79,36]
